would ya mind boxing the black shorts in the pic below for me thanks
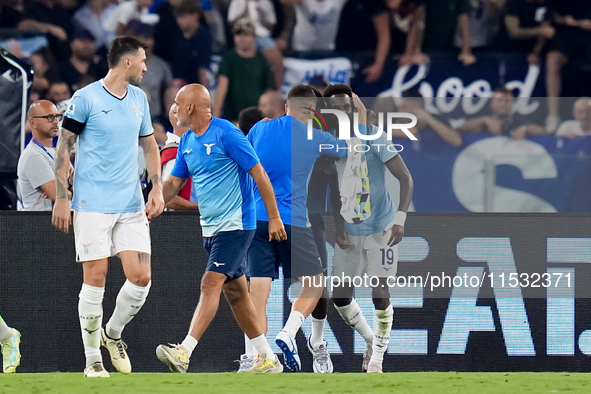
[548,28,591,62]
[203,229,255,281]
[246,221,324,281]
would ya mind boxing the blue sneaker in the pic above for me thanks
[2,329,21,373]
[275,331,301,372]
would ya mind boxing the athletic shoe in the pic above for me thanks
[101,328,131,374]
[275,331,301,372]
[156,343,189,373]
[243,354,283,374]
[366,361,383,374]
[84,361,110,378]
[361,344,372,372]
[1,328,21,373]
[236,354,253,373]
[307,336,333,373]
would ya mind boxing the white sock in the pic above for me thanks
[334,299,373,345]
[0,316,12,342]
[310,317,326,346]
[182,335,198,358]
[370,304,393,364]
[250,334,274,359]
[244,333,255,358]
[79,284,105,366]
[106,280,151,339]
[282,311,305,339]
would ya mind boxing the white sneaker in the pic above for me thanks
[236,354,253,373]
[156,343,189,373]
[362,344,372,372]
[84,361,110,378]
[366,361,383,373]
[101,328,131,374]
[243,354,283,374]
[275,331,301,372]
[307,336,333,373]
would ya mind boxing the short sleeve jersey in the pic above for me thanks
[63,80,153,213]
[171,117,260,237]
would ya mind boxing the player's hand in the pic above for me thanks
[268,216,287,242]
[146,187,165,220]
[458,50,476,67]
[52,199,71,233]
[336,230,352,249]
[383,224,404,246]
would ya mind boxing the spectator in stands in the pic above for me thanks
[131,21,173,118]
[556,98,591,139]
[279,0,346,53]
[212,19,274,122]
[502,0,553,64]
[161,105,199,210]
[545,1,591,133]
[335,0,391,82]
[153,0,184,64]
[18,0,72,62]
[17,100,63,211]
[258,90,284,118]
[228,0,283,89]
[459,87,544,139]
[170,0,211,86]
[308,74,328,95]
[0,0,23,29]
[455,0,505,52]
[103,0,156,37]
[29,47,60,96]
[394,90,463,146]
[420,0,476,66]
[386,0,429,65]
[58,29,102,92]
[46,81,71,104]
[73,0,117,51]
[238,106,264,134]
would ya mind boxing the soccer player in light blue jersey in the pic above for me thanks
[243,84,347,373]
[155,84,286,374]
[324,84,413,373]
[52,36,165,378]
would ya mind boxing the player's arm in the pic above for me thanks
[140,135,165,219]
[248,163,287,242]
[383,155,414,246]
[327,167,352,249]
[52,126,77,233]
[166,195,200,211]
[163,175,189,204]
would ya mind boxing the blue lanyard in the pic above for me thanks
[31,138,54,161]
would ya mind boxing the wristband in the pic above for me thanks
[392,211,407,227]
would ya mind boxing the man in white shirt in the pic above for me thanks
[17,100,62,211]
[556,97,591,139]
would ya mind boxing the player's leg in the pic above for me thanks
[0,315,20,373]
[365,233,398,373]
[222,276,282,373]
[74,211,114,378]
[276,225,324,372]
[307,214,333,373]
[332,235,374,371]
[102,211,152,374]
[242,277,272,369]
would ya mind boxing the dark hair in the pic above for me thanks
[287,84,317,101]
[493,87,514,97]
[173,0,202,17]
[107,36,148,69]
[323,83,352,98]
[309,86,327,111]
[238,106,264,135]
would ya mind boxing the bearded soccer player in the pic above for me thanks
[52,36,165,378]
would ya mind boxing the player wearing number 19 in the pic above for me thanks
[52,36,165,378]
[325,84,414,374]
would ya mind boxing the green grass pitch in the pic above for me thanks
[0,372,589,394]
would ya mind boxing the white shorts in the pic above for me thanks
[332,232,398,278]
[73,210,151,262]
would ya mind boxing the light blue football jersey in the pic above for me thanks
[171,117,260,237]
[64,80,153,213]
